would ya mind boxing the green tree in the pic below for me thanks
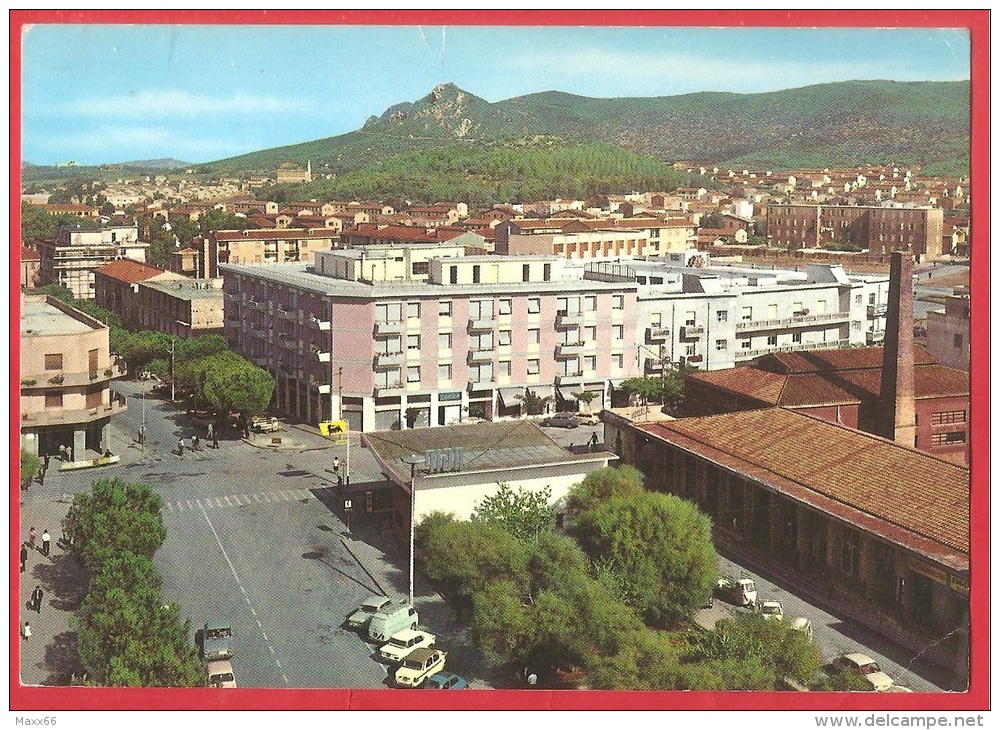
[570,491,717,627]
[564,465,644,517]
[62,477,166,569]
[113,331,174,377]
[515,388,551,415]
[472,483,555,542]
[20,449,41,489]
[200,351,275,417]
[572,390,599,412]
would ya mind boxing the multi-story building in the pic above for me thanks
[926,293,971,371]
[191,228,339,278]
[94,259,186,329]
[37,223,148,299]
[222,253,638,432]
[19,294,127,460]
[134,279,225,338]
[592,259,890,373]
[767,204,945,259]
[495,216,697,260]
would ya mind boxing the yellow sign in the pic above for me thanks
[319,420,348,441]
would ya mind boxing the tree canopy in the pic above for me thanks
[471,483,555,542]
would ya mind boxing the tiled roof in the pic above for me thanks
[94,259,167,283]
[20,246,40,261]
[640,408,969,566]
[756,346,937,374]
[688,367,787,405]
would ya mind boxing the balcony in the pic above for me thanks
[310,316,332,331]
[734,338,851,362]
[373,352,403,369]
[373,321,403,336]
[554,311,584,328]
[681,324,704,339]
[21,362,127,390]
[316,384,331,394]
[374,383,403,397]
[646,326,670,342]
[735,311,850,333]
[867,304,889,318]
[311,349,331,363]
[555,343,584,359]
[467,317,497,332]
[467,349,494,364]
[21,394,127,427]
[866,330,886,345]
[554,372,585,386]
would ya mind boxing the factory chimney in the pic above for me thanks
[877,251,917,446]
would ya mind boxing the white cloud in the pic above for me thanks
[34,89,308,120]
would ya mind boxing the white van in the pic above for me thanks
[367,600,418,643]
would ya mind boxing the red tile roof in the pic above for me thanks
[640,408,969,566]
[94,259,167,283]
[20,246,40,261]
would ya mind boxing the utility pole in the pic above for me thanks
[169,338,176,402]
[401,454,426,607]
[339,366,350,487]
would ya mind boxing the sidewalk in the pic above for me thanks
[17,497,87,687]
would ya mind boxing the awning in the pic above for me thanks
[523,385,555,401]
[497,387,526,407]
[608,379,625,389]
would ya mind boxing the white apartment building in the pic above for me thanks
[38,224,148,300]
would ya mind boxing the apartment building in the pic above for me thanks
[37,223,148,299]
[222,253,638,432]
[20,294,127,460]
[926,293,971,371]
[134,279,225,338]
[767,204,945,259]
[192,228,339,278]
[94,259,186,329]
[592,259,890,373]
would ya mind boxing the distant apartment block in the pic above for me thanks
[20,294,127,460]
[191,228,339,278]
[767,204,944,259]
[37,223,148,299]
[40,203,99,219]
[926,293,971,371]
[495,217,695,260]
[222,253,638,432]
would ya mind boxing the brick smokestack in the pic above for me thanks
[878,251,917,446]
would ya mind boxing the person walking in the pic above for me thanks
[192,435,200,452]
[22,622,31,641]
[177,437,185,456]
[19,543,28,574]
[137,425,145,446]
[333,457,340,475]
[31,585,43,613]
[28,527,37,550]
[41,530,51,557]
[589,432,599,452]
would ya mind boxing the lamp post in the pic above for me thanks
[400,453,426,607]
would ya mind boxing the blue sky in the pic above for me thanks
[20,24,971,166]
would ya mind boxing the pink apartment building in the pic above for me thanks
[222,252,638,432]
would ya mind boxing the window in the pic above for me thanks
[449,266,458,284]
[375,302,401,323]
[407,366,421,384]
[543,263,551,281]
[411,261,429,276]
[408,302,420,319]
[841,529,860,578]
[741,306,752,321]
[472,265,481,284]
[471,331,494,350]
[740,339,752,350]
[498,298,512,316]
[522,264,530,282]
[650,312,662,327]
[44,353,63,371]
[767,303,778,320]
[855,294,862,305]
[767,335,778,346]
[407,334,421,350]
[438,363,452,381]
[44,391,63,409]
[499,360,512,377]
[528,329,540,345]
[612,353,624,369]
[953,334,964,348]
[527,298,540,314]
[613,325,624,340]
[684,310,696,326]
[612,294,624,310]
[930,431,966,445]
[717,310,728,323]
[685,344,696,356]
[792,332,802,343]
[377,336,402,355]
[438,332,452,350]
[793,301,804,315]
[584,325,596,342]
[439,300,452,317]
[375,368,401,389]
[584,355,596,372]
[469,300,492,320]
[869,292,877,305]
[585,295,597,312]
[527,359,540,375]
[931,410,966,425]
[499,330,512,347]
[716,339,728,351]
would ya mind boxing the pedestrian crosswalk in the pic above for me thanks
[162,486,332,514]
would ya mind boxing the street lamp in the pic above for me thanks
[400,453,426,607]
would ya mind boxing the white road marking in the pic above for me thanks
[186,500,194,510]
[199,505,287,686]
[252,494,263,504]
[224,496,233,506]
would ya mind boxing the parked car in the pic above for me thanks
[540,413,580,429]
[368,600,419,643]
[424,672,469,690]
[379,629,437,664]
[251,416,281,433]
[715,577,758,607]
[346,595,393,631]
[207,659,237,688]
[760,600,784,621]
[573,412,601,426]
[202,619,234,660]
[832,652,896,692]
[394,647,447,688]
[790,617,814,641]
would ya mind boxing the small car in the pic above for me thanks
[207,659,237,688]
[202,619,234,660]
[760,600,784,621]
[540,414,580,429]
[346,595,393,631]
[715,577,758,608]
[424,672,469,690]
[790,617,814,641]
[394,647,447,688]
[573,412,601,426]
[832,652,896,692]
[251,416,281,433]
[368,600,419,643]
[379,629,437,664]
